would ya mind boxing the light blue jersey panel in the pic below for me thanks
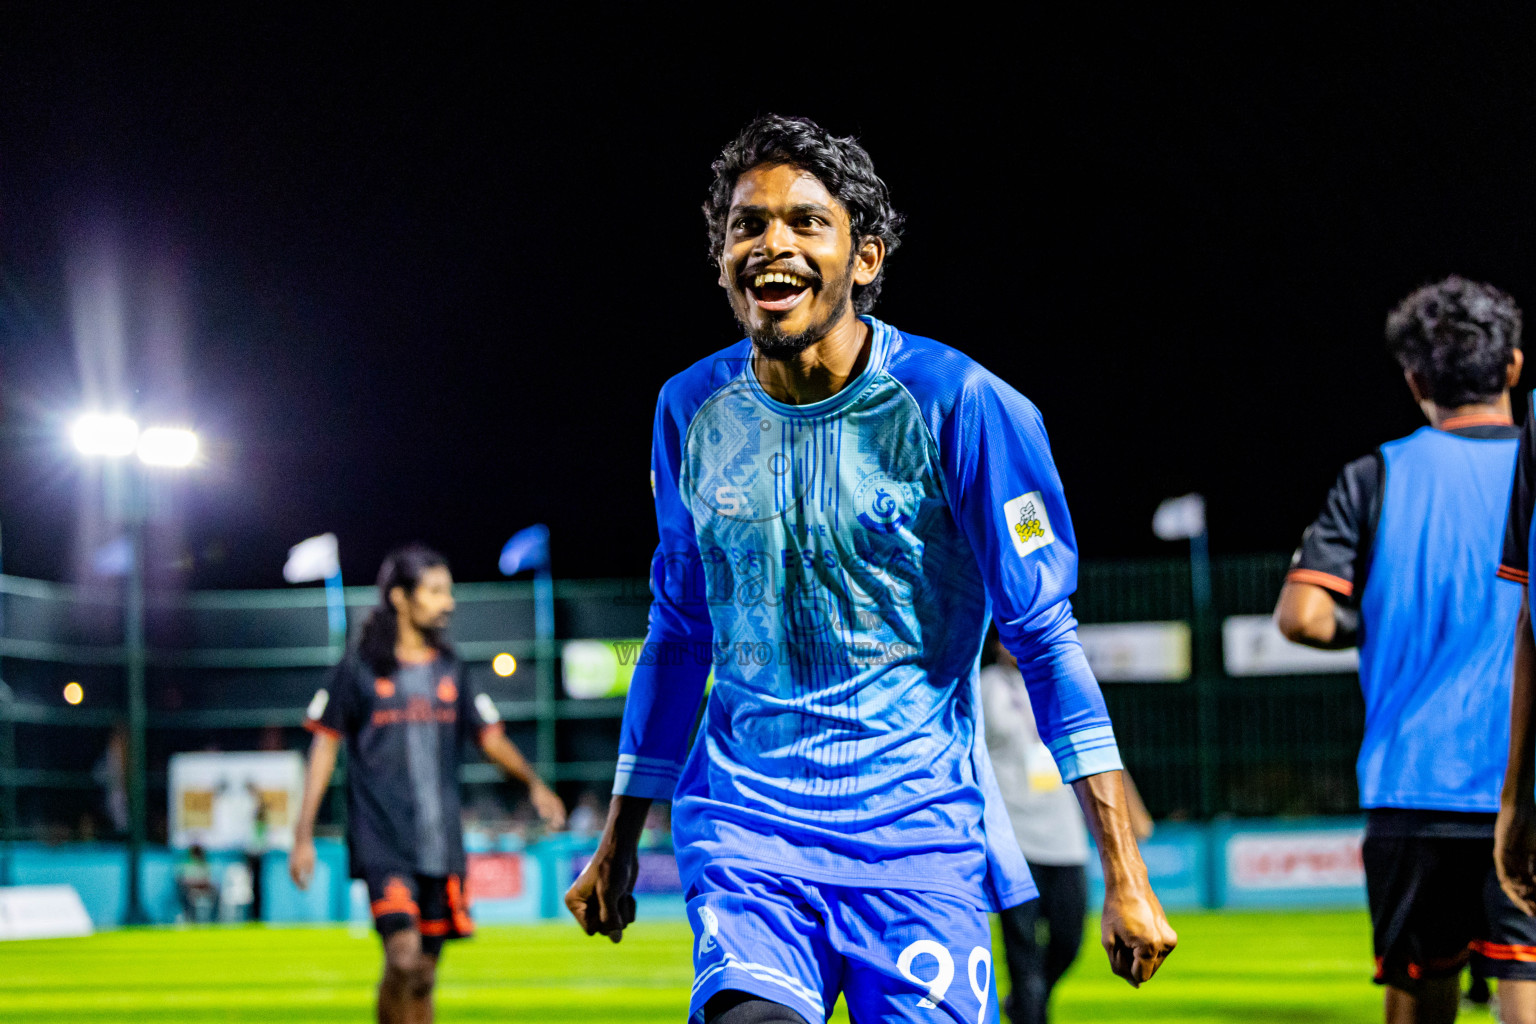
[1358,427,1520,811]
[616,318,1122,911]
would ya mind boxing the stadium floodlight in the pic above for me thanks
[71,414,139,458]
[136,426,199,468]
[66,409,202,924]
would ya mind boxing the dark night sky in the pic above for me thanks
[3,8,1536,589]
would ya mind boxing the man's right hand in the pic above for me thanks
[565,843,639,943]
[289,836,316,890]
[1497,800,1536,915]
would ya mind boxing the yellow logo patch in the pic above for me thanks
[1003,490,1056,557]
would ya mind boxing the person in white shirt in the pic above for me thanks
[981,627,1153,1024]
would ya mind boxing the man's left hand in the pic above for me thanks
[531,782,567,830]
[1101,879,1177,987]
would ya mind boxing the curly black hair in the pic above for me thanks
[703,115,904,314]
[1385,275,1523,407]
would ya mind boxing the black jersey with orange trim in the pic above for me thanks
[1291,420,1521,605]
[304,650,504,880]
[1500,394,1536,585]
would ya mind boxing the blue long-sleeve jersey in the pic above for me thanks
[615,317,1122,910]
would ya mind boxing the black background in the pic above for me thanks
[4,7,1535,589]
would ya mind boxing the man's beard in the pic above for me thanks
[745,315,830,359]
[415,617,449,644]
[738,264,854,361]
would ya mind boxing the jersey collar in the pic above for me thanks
[1439,412,1514,431]
[740,316,892,418]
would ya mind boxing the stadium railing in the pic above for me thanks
[0,553,1363,851]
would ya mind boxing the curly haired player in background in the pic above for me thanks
[1277,276,1535,1024]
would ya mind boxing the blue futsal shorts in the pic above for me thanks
[686,862,1000,1024]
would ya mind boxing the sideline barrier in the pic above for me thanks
[1209,817,1365,908]
[0,885,93,939]
[1085,817,1367,910]
[7,817,1369,930]
[8,838,349,927]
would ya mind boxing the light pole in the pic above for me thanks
[0,518,15,887]
[72,413,199,925]
[499,525,555,781]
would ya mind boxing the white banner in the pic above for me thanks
[1078,621,1191,682]
[283,533,340,583]
[1227,829,1364,890]
[1222,614,1359,676]
[1152,493,1206,541]
[0,886,93,941]
[169,751,304,851]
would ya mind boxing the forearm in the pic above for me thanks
[1274,581,1355,649]
[481,730,541,788]
[1073,770,1148,887]
[1123,771,1154,839]
[294,733,339,842]
[1011,622,1123,781]
[1505,598,1536,810]
[596,794,652,858]
[613,656,711,799]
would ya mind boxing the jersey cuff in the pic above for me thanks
[612,754,683,800]
[1047,725,1124,783]
[1498,564,1530,584]
[1286,568,1354,598]
[303,718,341,740]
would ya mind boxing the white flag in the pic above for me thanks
[1153,494,1207,541]
[283,533,340,583]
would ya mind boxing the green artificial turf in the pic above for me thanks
[0,911,1495,1022]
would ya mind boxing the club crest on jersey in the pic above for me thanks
[854,476,915,534]
[1003,490,1056,557]
[697,905,721,955]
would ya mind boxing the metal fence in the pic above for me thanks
[1080,553,1363,821]
[0,553,1363,848]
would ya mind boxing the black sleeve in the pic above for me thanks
[304,658,359,739]
[1287,452,1384,605]
[455,659,504,746]
[1500,393,1536,585]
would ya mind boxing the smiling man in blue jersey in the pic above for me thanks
[565,115,1176,1024]
[1276,277,1536,1024]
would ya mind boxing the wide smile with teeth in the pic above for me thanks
[748,270,813,313]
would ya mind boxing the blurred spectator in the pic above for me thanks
[567,791,604,839]
[981,626,1152,1024]
[245,781,268,921]
[176,844,218,923]
[92,725,128,834]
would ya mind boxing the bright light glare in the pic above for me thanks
[62,682,83,705]
[137,427,199,468]
[492,653,517,677]
[71,414,139,457]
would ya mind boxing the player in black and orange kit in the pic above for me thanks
[290,544,566,1024]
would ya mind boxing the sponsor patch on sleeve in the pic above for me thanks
[1003,490,1056,558]
[306,688,330,721]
